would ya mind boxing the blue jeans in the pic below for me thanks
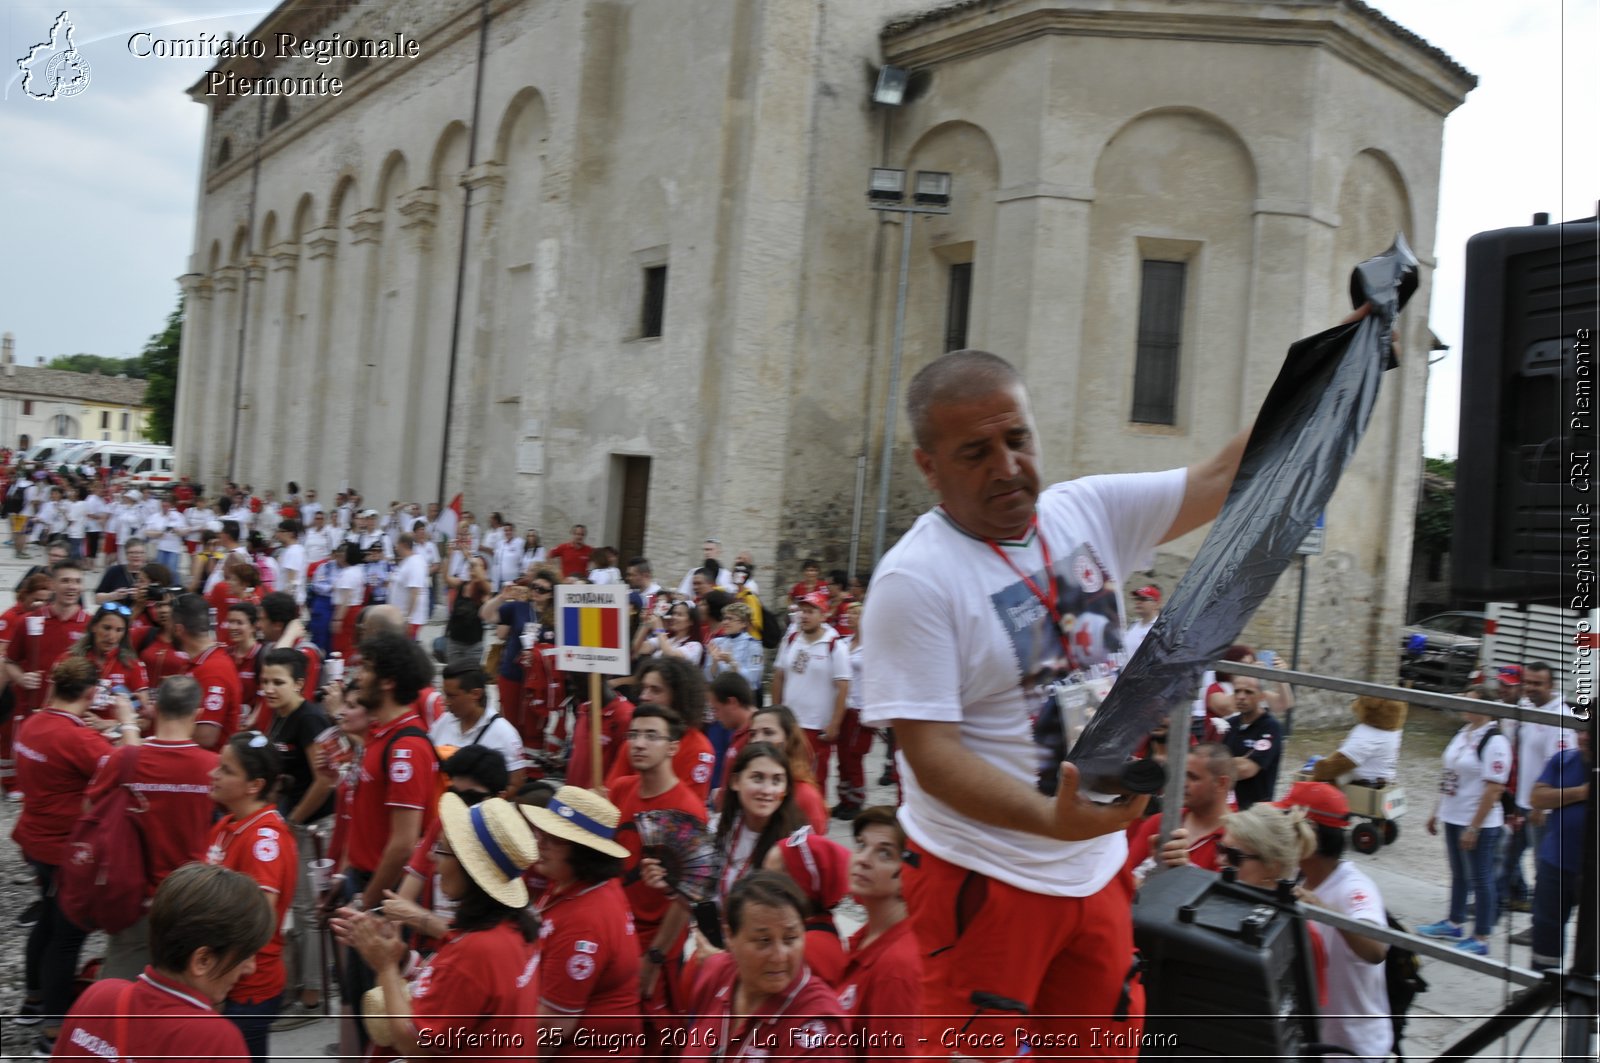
[1446,822,1501,938]
[1530,858,1580,971]
[224,993,281,1063]
[156,549,180,575]
[1497,814,1543,904]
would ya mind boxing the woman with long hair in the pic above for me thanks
[71,603,151,714]
[206,731,298,1063]
[712,743,807,905]
[748,706,830,833]
[442,553,492,666]
[341,794,541,1059]
[635,598,705,667]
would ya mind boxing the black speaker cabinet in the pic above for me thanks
[1452,213,1599,603]
[1133,864,1320,1058]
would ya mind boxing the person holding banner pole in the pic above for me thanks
[556,584,634,793]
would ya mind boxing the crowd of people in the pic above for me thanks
[3,343,1591,1061]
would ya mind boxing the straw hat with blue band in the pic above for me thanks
[437,793,539,908]
[521,786,630,859]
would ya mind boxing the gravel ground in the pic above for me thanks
[0,548,1583,1059]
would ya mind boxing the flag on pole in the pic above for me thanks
[435,493,463,541]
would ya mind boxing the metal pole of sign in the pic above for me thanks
[871,213,917,567]
[1288,555,1307,735]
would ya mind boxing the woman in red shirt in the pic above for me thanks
[838,807,923,1057]
[748,706,829,833]
[0,572,53,796]
[343,794,541,1060]
[761,828,851,987]
[13,656,140,1052]
[70,603,151,717]
[683,871,849,1061]
[207,732,298,1063]
[522,785,645,1057]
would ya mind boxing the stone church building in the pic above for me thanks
[175,0,1473,685]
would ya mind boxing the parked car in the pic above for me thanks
[1398,610,1486,692]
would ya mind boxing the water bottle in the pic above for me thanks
[327,652,345,686]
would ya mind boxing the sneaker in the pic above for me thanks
[1455,938,1489,956]
[1415,919,1464,940]
[13,1000,43,1026]
[272,1000,321,1031]
[1510,927,1534,946]
[17,899,42,928]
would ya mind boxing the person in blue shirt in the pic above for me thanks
[1528,727,1592,971]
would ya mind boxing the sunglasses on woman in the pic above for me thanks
[1219,845,1261,868]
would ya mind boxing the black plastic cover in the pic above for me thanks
[1066,236,1419,792]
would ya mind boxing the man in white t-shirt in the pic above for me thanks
[432,661,527,793]
[298,489,324,527]
[861,349,1253,1057]
[388,533,431,639]
[1285,782,1392,1063]
[303,510,335,564]
[276,519,308,605]
[1499,662,1576,917]
[770,591,851,801]
[1124,583,1161,660]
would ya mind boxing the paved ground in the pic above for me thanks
[0,550,1587,1060]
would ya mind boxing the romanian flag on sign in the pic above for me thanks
[563,604,622,651]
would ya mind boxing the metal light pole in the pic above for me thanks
[868,169,950,566]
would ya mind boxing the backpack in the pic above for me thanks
[381,724,445,808]
[58,747,148,934]
[1384,912,1428,1060]
[1475,725,1521,817]
[759,600,786,650]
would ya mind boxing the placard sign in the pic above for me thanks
[555,584,630,675]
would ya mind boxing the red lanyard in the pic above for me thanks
[983,517,1074,653]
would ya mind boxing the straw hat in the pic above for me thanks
[437,793,539,908]
[521,786,629,858]
[362,985,399,1046]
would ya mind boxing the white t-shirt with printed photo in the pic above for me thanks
[1437,721,1512,828]
[774,624,851,732]
[861,468,1186,897]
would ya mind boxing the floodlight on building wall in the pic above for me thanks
[913,170,952,206]
[873,65,910,106]
[868,167,907,203]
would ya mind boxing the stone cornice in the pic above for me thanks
[348,208,384,245]
[882,0,1475,118]
[268,242,302,271]
[305,226,340,259]
[245,256,267,283]
[178,271,207,295]
[397,188,440,252]
[213,266,243,293]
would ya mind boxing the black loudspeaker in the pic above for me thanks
[1133,865,1320,1058]
[1452,212,1600,603]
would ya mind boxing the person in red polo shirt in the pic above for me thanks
[566,679,634,791]
[340,795,540,1061]
[1124,741,1236,883]
[683,871,849,1062]
[0,572,53,796]
[606,657,717,804]
[547,523,595,581]
[523,785,644,1057]
[93,675,221,982]
[259,591,322,696]
[207,732,298,1063]
[71,603,151,713]
[132,576,191,686]
[172,592,241,751]
[610,705,707,1026]
[54,864,273,1063]
[13,657,139,1052]
[340,631,440,1052]
[224,601,267,730]
[5,558,91,717]
[838,807,923,1057]
[709,671,757,800]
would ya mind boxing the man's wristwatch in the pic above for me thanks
[645,947,667,966]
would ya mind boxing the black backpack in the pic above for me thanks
[1384,912,1428,1061]
[759,599,786,650]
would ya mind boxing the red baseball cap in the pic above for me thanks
[799,590,831,612]
[1497,665,1524,684]
[1133,585,1162,601]
[1274,781,1350,828]
[777,828,850,911]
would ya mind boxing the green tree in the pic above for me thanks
[138,298,183,445]
[45,353,145,378]
[1415,456,1455,573]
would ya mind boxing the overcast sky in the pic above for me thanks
[2,1,1594,459]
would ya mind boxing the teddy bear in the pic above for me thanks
[1311,695,1408,786]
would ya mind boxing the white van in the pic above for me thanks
[20,437,93,463]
